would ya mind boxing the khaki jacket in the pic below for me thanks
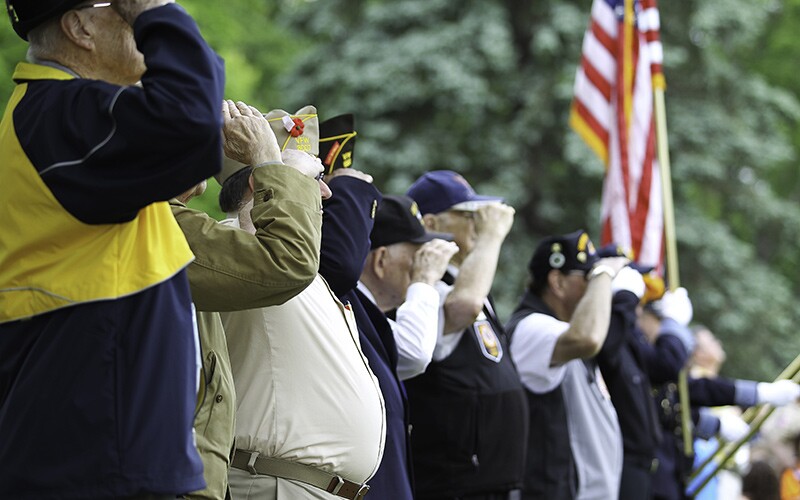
[171,165,322,499]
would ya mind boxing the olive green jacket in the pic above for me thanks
[171,165,322,499]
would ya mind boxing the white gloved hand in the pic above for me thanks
[611,266,646,299]
[659,287,693,326]
[757,380,800,407]
[718,412,750,442]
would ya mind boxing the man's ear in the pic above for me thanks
[60,11,95,51]
[371,247,388,279]
[422,213,438,231]
[547,269,567,299]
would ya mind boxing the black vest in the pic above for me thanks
[404,274,528,498]
[506,291,577,500]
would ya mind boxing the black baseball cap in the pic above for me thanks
[370,195,452,249]
[6,0,83,40]
[318,114,357,175]
[529,229,599,283]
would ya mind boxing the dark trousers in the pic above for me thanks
[620,458,655,500]
[429,491,518,500]
[123,496,176,500]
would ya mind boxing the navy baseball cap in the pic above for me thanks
[370,195,453,249]
[406,170,504,215]
[528,230,599,284]
[318,114,357,175]
[6,0,83,40]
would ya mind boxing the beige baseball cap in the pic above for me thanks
[215,105,318,186]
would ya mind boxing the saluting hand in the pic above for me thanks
[221,100,281,166]
[411,239,460,285]
[281,150,323,179]
[115,0,175,25]
[474,203,515,240]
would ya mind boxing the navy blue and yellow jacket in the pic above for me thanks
[0,5,225,498]
[0,6,224,322]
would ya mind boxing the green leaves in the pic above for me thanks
[0,0,796,379]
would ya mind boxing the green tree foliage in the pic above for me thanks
[277,0,800,380]
[0,1,797,379]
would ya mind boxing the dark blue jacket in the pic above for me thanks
[0,5,223,498]
[642,320,741,500]
[597,291,662,463]
[319,176,414,499]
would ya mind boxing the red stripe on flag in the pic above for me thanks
[629,118,657,259]
[582,56,613,101]
[615,14,632,217]
[591,20,616,55]
[572,0,665,270]
[574,99,610,149]
[644,31,660,43]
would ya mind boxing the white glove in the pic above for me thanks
[757,380,800,406]
[611,266,645,299]
[718,412,750,442]
[659,287,693,326]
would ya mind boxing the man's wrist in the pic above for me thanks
[588,264,616,280]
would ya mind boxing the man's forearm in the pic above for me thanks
[175,166,321,311]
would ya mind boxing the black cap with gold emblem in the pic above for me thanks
[6,0,83,40]
[318,114,357,176]
[528,229,599,284]
[370,195,453,249]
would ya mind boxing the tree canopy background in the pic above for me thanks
[1,0,799,381]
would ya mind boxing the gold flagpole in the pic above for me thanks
[654,79,692,458]
[654,88,679,290]
[689,363,800,497]
[688,351,800,486]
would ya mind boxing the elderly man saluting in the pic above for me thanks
[0,0,224,499]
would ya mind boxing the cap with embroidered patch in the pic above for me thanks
[370,195,453,249]
[406,170,503,215]
[528,230,599,284]
[6,0,83,40]
[215,105,318,186]
[319,114,357,175]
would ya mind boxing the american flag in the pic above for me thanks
[569,0,665,269]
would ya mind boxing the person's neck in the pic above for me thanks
[29,55,82,78]
[542,292,569,322]
[237,206,255,235]
[359,275,390,312]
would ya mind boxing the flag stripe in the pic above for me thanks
[570,0,666,270]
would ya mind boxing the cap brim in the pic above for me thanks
[450,196,504,212]
[409,230,454,245]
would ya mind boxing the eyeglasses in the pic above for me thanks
[314,171,325,182]
[74,2,112,10]
[449,210,475,220]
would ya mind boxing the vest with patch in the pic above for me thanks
[405,273,528,497]
[507,291,623,500]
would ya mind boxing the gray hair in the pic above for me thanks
[26,17,64,62]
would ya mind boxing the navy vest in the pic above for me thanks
[506,291,577,500]
[347,288,414,499]
[405,273,528,498]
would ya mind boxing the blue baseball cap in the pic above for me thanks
[406,170,504,215]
